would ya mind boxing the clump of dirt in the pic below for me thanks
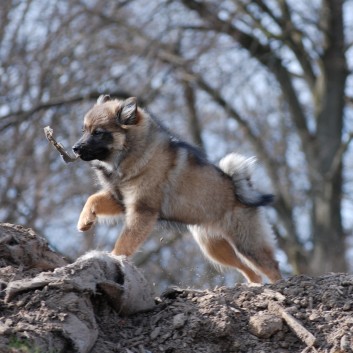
[0,223,353,353]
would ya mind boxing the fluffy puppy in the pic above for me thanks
[73,95,281,283]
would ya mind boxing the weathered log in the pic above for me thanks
[6,250,155,315]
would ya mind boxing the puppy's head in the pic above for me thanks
[72,95,140,161]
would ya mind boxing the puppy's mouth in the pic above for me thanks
[75,148,111,162]
[72,150,80,158]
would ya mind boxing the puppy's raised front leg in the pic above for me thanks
[112,209,158,256]
[78,191,124,232]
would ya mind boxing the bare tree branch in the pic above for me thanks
[0,90,132,132]
[180,0,315,163]
[257,0,317,89]
[326,132,353,181]
[183,83,205,150]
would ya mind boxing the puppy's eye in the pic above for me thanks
[92,130,104,136]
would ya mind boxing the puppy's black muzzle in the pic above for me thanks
[72,134,112,161]
[72,142,94,161]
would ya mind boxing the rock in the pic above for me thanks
[342,302,351,311]
[340,335,350,351]
[249,312,283,338]
[150,326,161,340]
[173,313,187,329]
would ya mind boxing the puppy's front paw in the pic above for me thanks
[78,220,94,232]
[77,209,96,232]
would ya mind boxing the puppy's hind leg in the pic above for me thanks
[190,227,262,283]
[78,191,124,231]
[226,208,282,283]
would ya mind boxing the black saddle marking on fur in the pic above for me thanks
[169,139,208,166]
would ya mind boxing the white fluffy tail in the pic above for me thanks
[219,153,273,207]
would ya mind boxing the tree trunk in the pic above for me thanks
[307,0,348,274]
[310,169,347,274]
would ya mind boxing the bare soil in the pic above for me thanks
[0,223,352,353]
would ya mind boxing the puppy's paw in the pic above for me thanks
[77,209,96,232]
[78,220,94,232]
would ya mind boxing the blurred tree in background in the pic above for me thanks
[1,0,353,289]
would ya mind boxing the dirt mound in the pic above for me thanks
[0,223,352,353]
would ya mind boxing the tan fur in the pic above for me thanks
[78,191,124,231]
[195,236,263,283]
[74,96,282,283]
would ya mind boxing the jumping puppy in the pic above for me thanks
[72,95,281,283]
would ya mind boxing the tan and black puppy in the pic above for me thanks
[72,95,282,283]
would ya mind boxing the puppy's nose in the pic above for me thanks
[72,144,81,154]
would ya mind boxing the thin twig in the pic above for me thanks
[268,301,317,347]
[44,126,78,164]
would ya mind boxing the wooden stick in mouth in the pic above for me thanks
[44,126,79,163]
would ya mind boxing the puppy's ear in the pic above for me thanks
[117,97,138,126]
[97,94,111,104]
